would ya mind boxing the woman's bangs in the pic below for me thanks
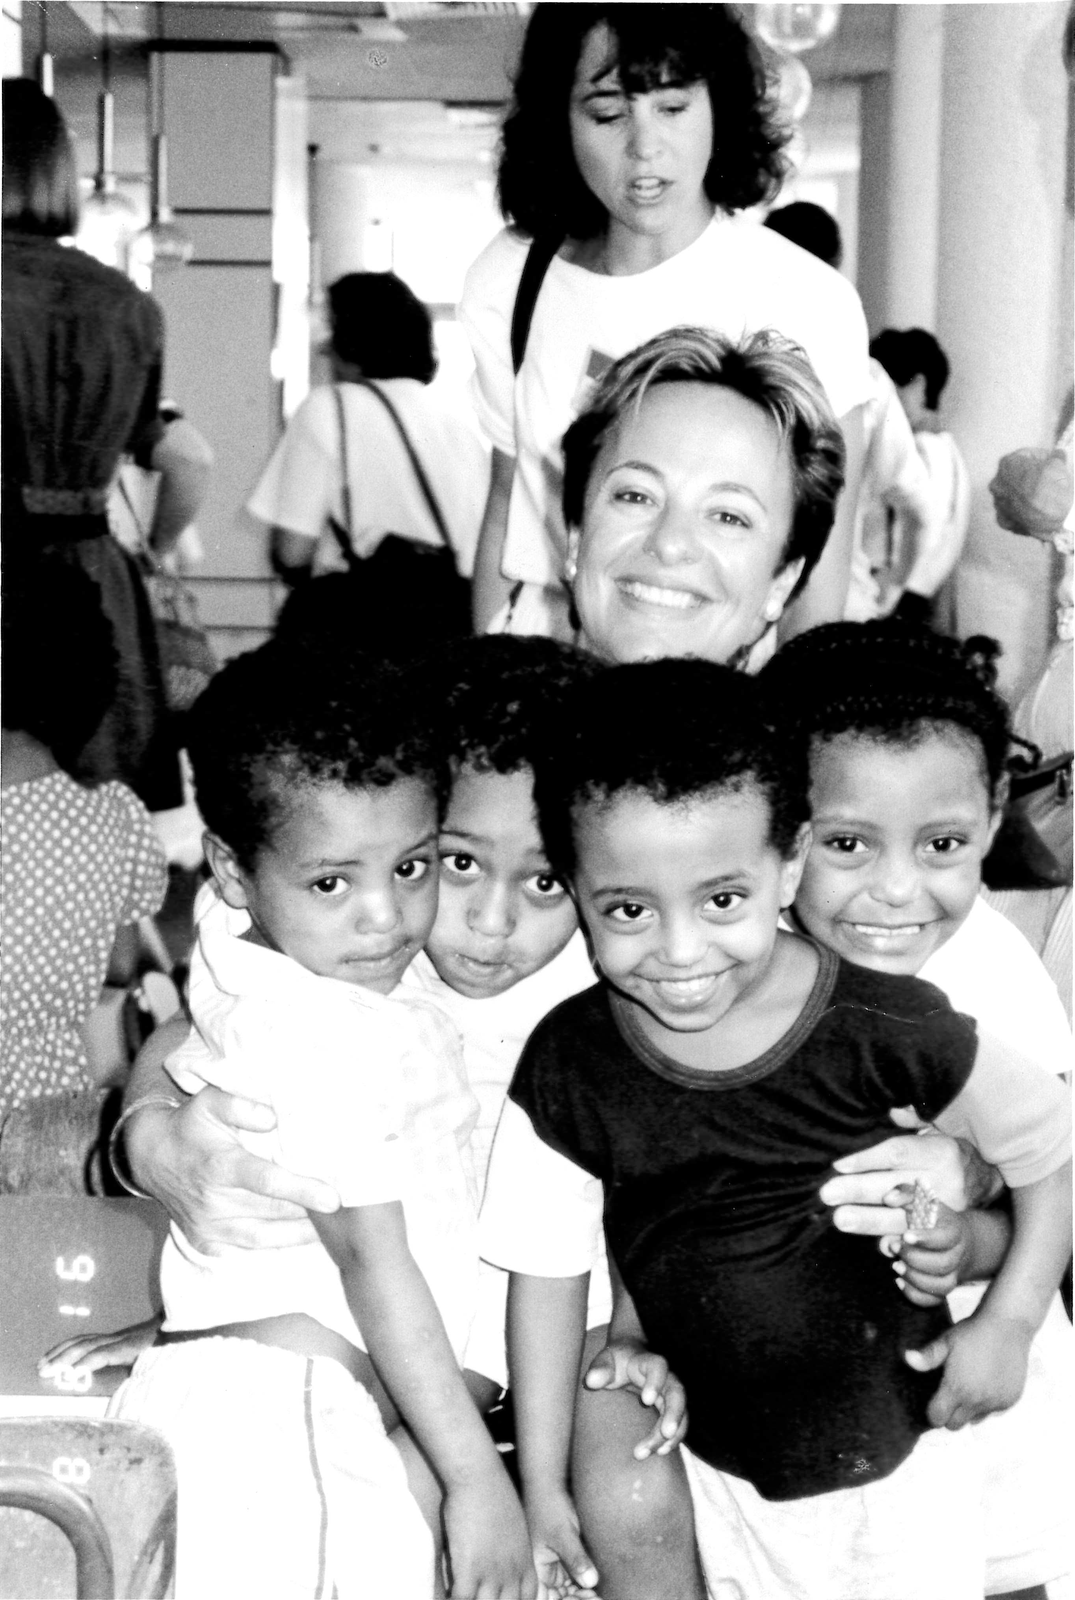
[610,31,704,96]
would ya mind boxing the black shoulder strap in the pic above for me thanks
[510,234,563,375]
[354,378,452,546]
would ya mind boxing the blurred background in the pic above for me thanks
[6,0,1072,704]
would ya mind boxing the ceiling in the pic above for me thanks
[28,2,894,105]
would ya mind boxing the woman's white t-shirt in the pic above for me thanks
[459,214,872,592]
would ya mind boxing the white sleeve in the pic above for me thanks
[246,390,338,540]
[458,231,526,458]
[252,1005,408,1206]
[480,1098,604,1276]
[933,1034,1072,1187]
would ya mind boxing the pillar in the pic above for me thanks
[884,4,944,332]
[936,4,1071,700]
[150,41,306,658]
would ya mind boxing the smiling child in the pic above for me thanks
[765,619,1074,1600]
[480,658,1071,1600]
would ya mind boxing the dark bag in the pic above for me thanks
[117,478,218,714]
[278,383,470,658]
[982,750,1073,890]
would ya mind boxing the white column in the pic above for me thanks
[884,4,944,332]
[936,3,1071,700]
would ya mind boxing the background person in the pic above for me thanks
[0,558,168,1192]
[870,326,971,626]
[2,78,191,812]
[459,1,870,643]
[250,271,486,654]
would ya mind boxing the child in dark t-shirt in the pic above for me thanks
[480,660,1071,1600]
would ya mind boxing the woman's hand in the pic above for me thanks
[583,1339,688,1459]
[127,1085,340,1253]
[818,1118,1003,1254]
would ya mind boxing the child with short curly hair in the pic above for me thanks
[108,637,535,1600]
[481,657,1070,1600]
[765,619,1073,1600]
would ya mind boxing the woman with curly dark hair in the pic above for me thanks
[460,3,870,650]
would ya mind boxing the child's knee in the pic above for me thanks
[572,1381,694,1549]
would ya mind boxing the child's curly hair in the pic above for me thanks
[186,638,447,870]
[760,621,1017,803]
[424,635,602,778]
[534,658,809,877]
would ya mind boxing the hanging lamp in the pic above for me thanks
[78,7,139,268]
[132,22,193,276]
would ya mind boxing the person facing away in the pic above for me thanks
[870,326,971,625]
[761,203,936,624]
[108,636,535,1600]
[250,270,485,657]
[2,78,193,811]
[460,1,871,642]
[479,658,1071,1600]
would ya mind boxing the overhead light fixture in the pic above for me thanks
[78,6,140,268]
[754,4,841,56]
[132,34,194,277]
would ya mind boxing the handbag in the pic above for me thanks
[117,478,218,714]
[277,383,471,656]
[982,749,1073,890]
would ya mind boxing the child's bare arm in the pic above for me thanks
[893,1196,1014,1306]
[313,1204,536,1600]
[40,1315,162,1378]
[508,1272,599,1598]
[906,1161,1072,1427]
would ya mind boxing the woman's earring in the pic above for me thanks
[565,555,578,583]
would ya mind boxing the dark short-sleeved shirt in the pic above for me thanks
[1,231,164,498]
[507,948,980,1500]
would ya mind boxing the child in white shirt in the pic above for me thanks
[107,639,534,1600]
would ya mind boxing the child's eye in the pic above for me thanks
[924,835,966,856]
[607,901,649,924]
[396,858,430,882]
[707,891,743,913]
[823,834,867,855]
[441,853,480,880]
[311,875,347,897]
[525,872,566,901]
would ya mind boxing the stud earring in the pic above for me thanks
[565,557,578,583]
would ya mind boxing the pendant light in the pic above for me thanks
[35,3,53,96]
[78,6,139,269]
[754,5,841,56]
[132,19,193,276]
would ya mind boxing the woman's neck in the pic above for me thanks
[572,201,717,278]
[1,728,59,788]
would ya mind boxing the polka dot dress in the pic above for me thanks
[1,772,168,1122]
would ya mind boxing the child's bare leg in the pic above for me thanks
[388,1369,502,1600]
[571,1325,704,1600]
